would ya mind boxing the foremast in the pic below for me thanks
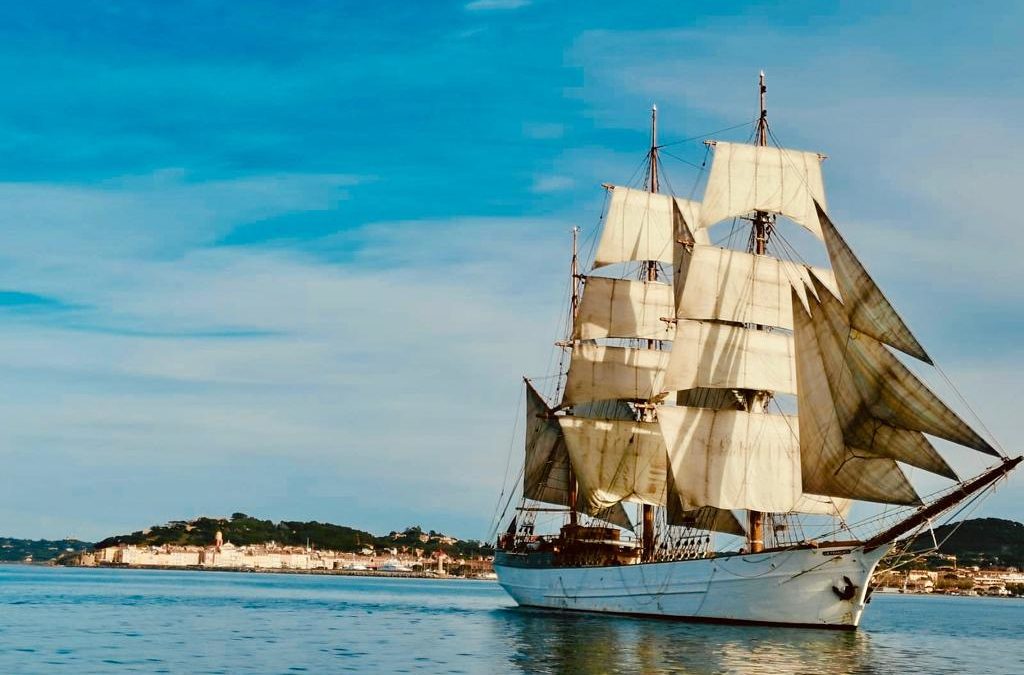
[568,225,581,530]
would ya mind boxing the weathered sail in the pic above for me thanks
[792,493,852,517]
[594,186,703,267]
[558,417,667,511]
[700,142,827,238]
[792,292,922,504]
[573,277,675,341]
[816,203,932,363]
[562,343,668,405]
[677,244,836,330]
[808,276,995,456]
[674,196,710,248]
[657,405,803,512]
[571,398,636,421]
[662,320,797,395]
[524,381,569,503]
[666,499,746,536]
[523,382,633,529]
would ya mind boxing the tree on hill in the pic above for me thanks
[90,513,494,558]
[907,517,1024,568]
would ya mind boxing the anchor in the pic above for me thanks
[832,575,858,601]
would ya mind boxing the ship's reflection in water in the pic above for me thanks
[495,606,879,674]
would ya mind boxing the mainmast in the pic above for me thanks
[747,71,772,554]
[641,104,659,562]
[568,226,580,529]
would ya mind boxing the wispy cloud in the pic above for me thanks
[0,2,1022,540]
[531,174,575,193]
[465,0,531,11]
[0,167,573,539]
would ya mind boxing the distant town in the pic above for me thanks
[874,552,1024,598]
[65,526,495,578]
[1,513,495,578]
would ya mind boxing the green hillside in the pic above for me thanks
[0,537,93,562]
[908,518,1024,568]
[93,513,492,558]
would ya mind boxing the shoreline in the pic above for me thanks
[49,561,496,580]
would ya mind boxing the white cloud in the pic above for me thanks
[531,174,575,193]
[0,173,576,539]
[465,0,530,10]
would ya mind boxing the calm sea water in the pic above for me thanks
[0,565,1021,674]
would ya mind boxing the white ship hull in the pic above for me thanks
[495,544,890,629]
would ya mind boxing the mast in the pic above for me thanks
[747,71,771,554]
[641,104,659,562]
[568,226,580,529]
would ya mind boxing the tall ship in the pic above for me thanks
[492,74,1021,629]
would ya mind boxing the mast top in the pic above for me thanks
[648,104,659,194]
[757,71,768,148]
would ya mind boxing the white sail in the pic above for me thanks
[594,186,703,267]
[700,141,827,239]
[558,417,667,511]
[792,291,922,505]
[562,343,668,405]
[657,405,803,512]
[674,197,710,248]
[807,276,995,456]
[662,320,797,396]
[523,381,569,502]
[573,277,675,341]
[792,493,852,517]
[677,244,836,330]
[816,203,931,363]
[523,382,633,529]
[666,500,746,536]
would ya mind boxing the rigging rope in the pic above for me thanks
[487,382,525,540]
[655,118,758,149]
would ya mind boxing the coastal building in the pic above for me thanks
[66,529,490,577]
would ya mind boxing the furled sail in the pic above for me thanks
[558,417,667,512]
[571,398,636,421]
[522,382,633,529]
[815,203,932,363]
[562,343,669,405]
[700,142,827,239]
[573,277,675,341]
[662,320,797,395]
[676,244,837,330]
[657,405,803,512]
[594,186,704,267]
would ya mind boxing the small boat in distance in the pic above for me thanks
[493,73,1020,629]
[378,558,413,573]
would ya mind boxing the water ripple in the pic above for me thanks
[0,566,1019,673]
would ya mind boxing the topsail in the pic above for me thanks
[594,185,705,267]
[700,141,827,238]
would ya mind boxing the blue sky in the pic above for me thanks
[0,1,1021,541]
